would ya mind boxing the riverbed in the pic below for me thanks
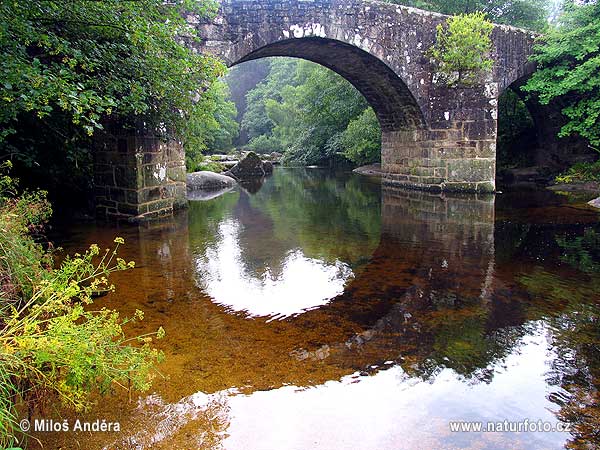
[35,168,600,449]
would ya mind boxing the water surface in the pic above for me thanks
[37,169,600,449]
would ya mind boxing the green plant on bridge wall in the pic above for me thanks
[427,12,494,87]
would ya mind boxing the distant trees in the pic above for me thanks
[241,59,380,166]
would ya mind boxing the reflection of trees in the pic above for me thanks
[187,191,240,251]
[248,168,381,267]
[556,228,600,274]
[519,262,600,449]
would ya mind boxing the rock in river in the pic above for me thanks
[588,197,600,209]
[226,152,268,180]
[187,171,236,191]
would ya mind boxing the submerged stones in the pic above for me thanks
[353,163,383,177]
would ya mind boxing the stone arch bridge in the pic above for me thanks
[94,0,540,221]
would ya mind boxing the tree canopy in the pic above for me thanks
[523,1,600,151]
[241,58,380,166]
[390,0,550,31]
[0,0,226,203]
[427,12,494,87]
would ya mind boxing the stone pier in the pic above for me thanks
[93,132,187,221]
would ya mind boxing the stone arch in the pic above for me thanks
[227,37,427,132]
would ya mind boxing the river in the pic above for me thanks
[36,168,600,449]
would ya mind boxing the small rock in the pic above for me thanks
[263,160,273,174]
[588,197,600,209]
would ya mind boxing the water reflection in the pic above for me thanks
[38,169,600,450]
[188,170,379,319]
[195,217,352,319]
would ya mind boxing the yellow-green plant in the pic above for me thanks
[428,12,494,87]
[0,168,164,448]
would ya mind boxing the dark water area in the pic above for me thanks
[35,168,600,449]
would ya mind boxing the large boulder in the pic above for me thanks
[186,171,236,191]
[263,160,273,174]
[227,152,267,180]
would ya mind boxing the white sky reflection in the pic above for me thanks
[195,219,353,319]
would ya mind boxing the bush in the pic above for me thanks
[188,159,225,173]
[246,134,285,155]
[341,107,381,166]
[428,12,494,87]
[0,165,163,448]
[555,161,600,184]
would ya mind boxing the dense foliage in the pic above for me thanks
[391,0,549,31]
[0,0,224,204]
[0,164,163,448]
[524,1,600,152]
[184,80,239,171]
[241,58,380,166]
[428,12,494,87]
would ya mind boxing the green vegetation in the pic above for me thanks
[427,12,494,87]
[555,161,600,184]
[184,80,239,171]
[241,59,380,167]
[390,0,549,31]
[524,2,600,152]
[0,0,226,205]
[0,164,163,448]
[188,159,226,174]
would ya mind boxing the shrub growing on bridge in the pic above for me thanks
[428,12,494,87]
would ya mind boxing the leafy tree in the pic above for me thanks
[390,0,549,31]
[0,0,224,204]
[184,80,239,170]
[523,2,600,151]
[341,108,382,165]
[241,58,301,144]
[428,12,494,87]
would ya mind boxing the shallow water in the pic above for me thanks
[34,169,600,449]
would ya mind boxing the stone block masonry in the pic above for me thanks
[93,132,187,222]
[92,0,545,219]
[192,0,539,193]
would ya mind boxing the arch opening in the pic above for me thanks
[230,37,427,132]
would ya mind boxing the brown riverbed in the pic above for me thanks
[27,169,600,450]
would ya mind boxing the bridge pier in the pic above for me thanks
[382,85,497,193]
[93,130,187,222]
